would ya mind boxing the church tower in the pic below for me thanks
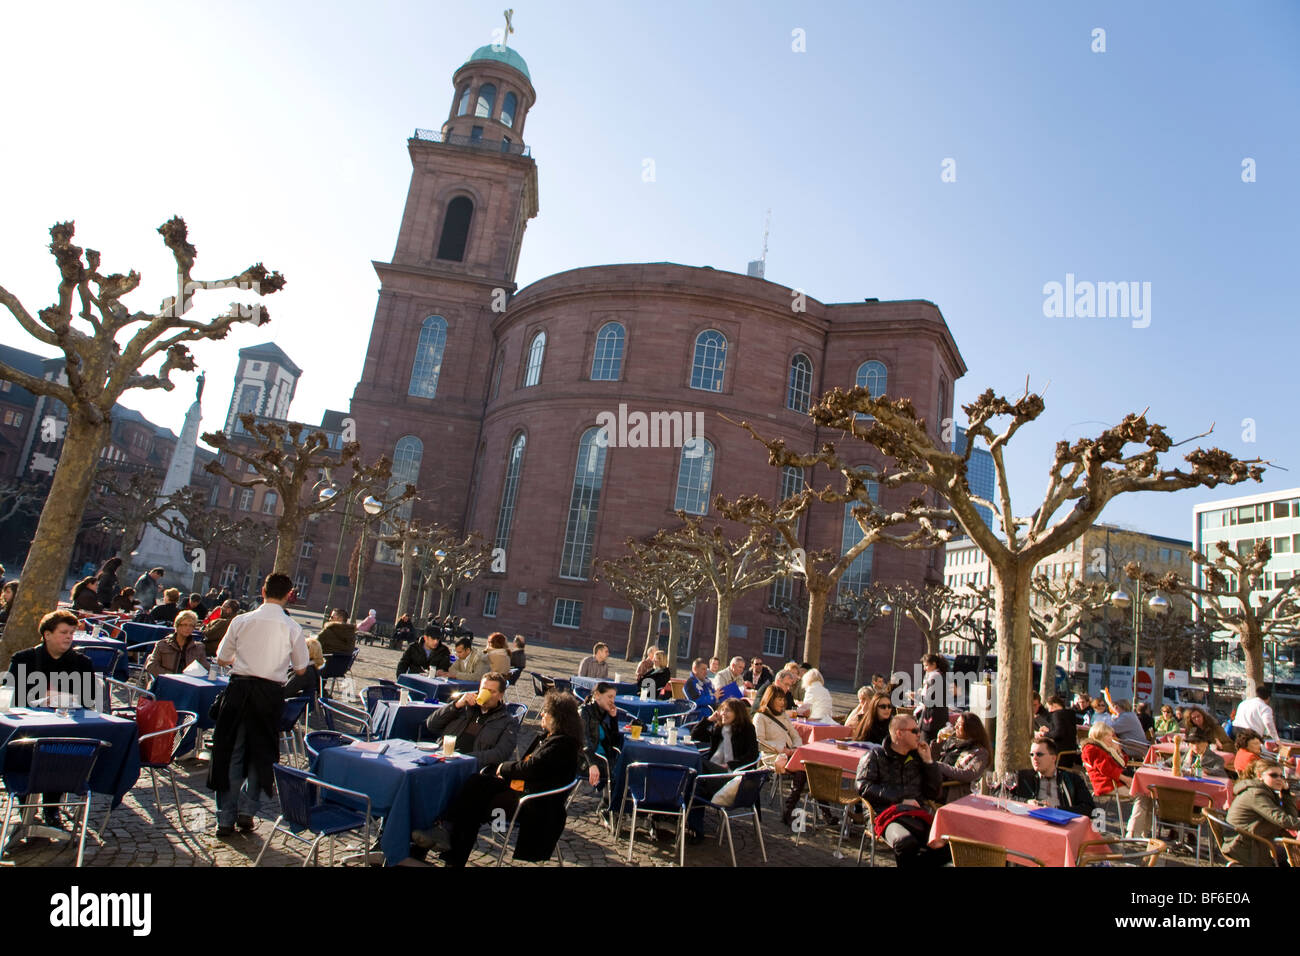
[348,43,539,542]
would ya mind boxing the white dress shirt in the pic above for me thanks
[1235,695,1279,742]
[216,602,309,685]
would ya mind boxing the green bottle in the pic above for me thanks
[651,713,659,736]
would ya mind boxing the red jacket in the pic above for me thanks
[1081,741,1127,795]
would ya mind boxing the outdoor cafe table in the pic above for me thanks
[72,634,129,680]
[785,739,875,775]
[312,739,477,865]
[371,699,441,741]
[792,720,852,744]
[121,621,172,645]
[615,695,685,723]
[611,734,704,810]
[1143,742,1234,766]
[0,708,141,808]
[396,674,479,702]
[928,794,1104,867]
[1129,766,1231,811]
[151,673,228,753]
[571,675,639,698]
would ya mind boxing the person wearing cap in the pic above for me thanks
[397,625,452,677]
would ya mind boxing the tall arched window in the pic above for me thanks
[456,85,471,116]
[690,330,727,392]
[436,196,473,261]
[377,436,424,564]
[559,427,608,579]
[838,479,880,596]
[501,91,518,128]
[475,83,497,118]
[787,353,813,413]
[493,432,526,554]
[673,438,715,515]
[523,331,546,386]
[590,322,625,381]
[408,316,448,398]
[856,360,887,397]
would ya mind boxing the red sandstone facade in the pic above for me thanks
[333,45,968,680]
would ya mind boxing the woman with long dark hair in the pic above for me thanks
[851,694,895,744]
[94,556,123,609]
[71,576,101,612]
[439,691,581,866]
[936,712,992,801]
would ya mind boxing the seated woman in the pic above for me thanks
[936,712,992,802]
[753,686,806,824]
[71,576,101,612]
[144,610,209,678]
[109,587,138,613]
[1154,704,1180,736]
[799,668,833,721]
[688,698,760,839]
[843,686,873,729]
[439,691,582,866]
[1224,759,1300,867]
[1233,728,1269,776]
[851,694,895,745]
[1082,721,1134,798]
[484,631,513,675]
[642,650,673,699]
[1184,705,1233,751]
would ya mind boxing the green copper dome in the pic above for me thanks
[463,45,531,81]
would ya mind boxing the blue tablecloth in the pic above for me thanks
[72,636,129,680]
[0,710,141,808]
[372,700,441,741]
[121,621,172,645]
[571,675,639,698]
[151,674,228,752]
[615,696,690,723]
[313,739,477,865]
[612,736,703,810]
[397,674,479,702]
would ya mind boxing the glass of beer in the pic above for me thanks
[443,734,457,758]
[629,724,643,739]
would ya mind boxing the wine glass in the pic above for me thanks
[1002,771,1019,808]
[982,770,999,798]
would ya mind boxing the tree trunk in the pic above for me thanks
[273,510,302,576]
[992,562,1034,773]
[804,585,829,667]
[1,416,110,667]
[853,622,870,689]
[1038,635,1060,701]
[438,588,453,617]
[118,519,143,558]
[1240,620,1264,699]
[625,606,644,659]
[665,602,681,678]
[1150,634,1166,708]
[395,540,415,619]
[712,593,733,662]
[419,580,434,619]
[641,609,659,660]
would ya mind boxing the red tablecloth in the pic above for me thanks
[928,794,1103,867]
[1129,766,1231,810]
[1143,742,1234,765]
[785,740,869,774]
[792,720,852,744]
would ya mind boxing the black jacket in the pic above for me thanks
[1042,709,1080,764]
[94,569,119,608]
[150,602,180,625]
[396,640,451,677]
[391,621,415,647]
[423,701,518,770]
[691,719,759,770]
[496,731,580,861]
[207,675,284,797]
[643,666,672,697]
[855,743,942,813]
[578,700,623,772]
[1012,768,1095,817]
[7,644,97,708]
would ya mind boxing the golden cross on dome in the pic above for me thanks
[503,9,515,46]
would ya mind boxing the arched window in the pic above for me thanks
[494,432,526,554]
[501,91,518,128]
[856,360,887,397]
[559,427,608,579]
[590,322,625,381]
[491,355,505,400]
[787,353,813,413]
[673,438,715,515]
[523,331,546,387]
[838,479,880,596]
[475,83,497,118]
[408,316,448,398]
[377,436,423,563]
[456,85,471,116]
[690,330,727,392]
[436,196,473,261]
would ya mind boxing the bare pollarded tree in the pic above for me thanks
[830,583,893,688]
[595,550,663,662]
[1029,575,1110,700]
[799,383,1265,771]
[1126,543,1300,698]
[595,535,706,673]
[420,529,491,619]
[0,218,283,664]
[886,583,993,658]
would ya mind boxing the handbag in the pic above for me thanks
[208,689,225,722]
[711,775,744,807]
[137,698,179,765]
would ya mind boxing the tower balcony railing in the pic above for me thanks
[412,128,532,158]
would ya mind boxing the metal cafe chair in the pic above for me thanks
[316,696,375,741]
[687,768,771,866]
[304,730,359,766]
[615,762,698,867]
[0,738,111,867]
[798,760,875,865]
[254,765,373,867]
[488,779,580,866]
[1203,808,1278,866]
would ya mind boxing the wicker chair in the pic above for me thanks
[1075,837,1166,867]
[1202,809,1278,866]
[799,761,874,864]
[947,836,1045,867]
[1149,786,1206,863]
[1274,837,1300,867]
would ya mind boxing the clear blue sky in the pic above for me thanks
[2,0,1297,542]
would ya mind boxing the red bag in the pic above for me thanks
[136,698,179,765]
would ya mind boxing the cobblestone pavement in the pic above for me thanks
[1,635,1207,868]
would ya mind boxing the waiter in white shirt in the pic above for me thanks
[207,573,309,837]
[1235,686,1281,748]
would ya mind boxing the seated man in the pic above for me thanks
[421,672,518,771]
[446,637,488,681]
[577,642,611,679]
[756,667,798,713]
[397,625,452,677]
[509,636,527,671]
[711,656,747,701]
[202,600,241,657]
[316,607,357,656]
[1104,699,1151,760]
[856,714,947,867]
[683,658,716,707]
[1012,738,1095,816]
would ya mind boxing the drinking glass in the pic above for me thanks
[442,735,457,758]
[1002,771,1019,808]
[982,770,999,798]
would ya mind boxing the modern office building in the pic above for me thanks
[952,425,995,531]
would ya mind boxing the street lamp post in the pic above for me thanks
[348,495,385,621]
[1109,583,1169,701]
[882,603,902,675]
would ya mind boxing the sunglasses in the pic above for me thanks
[899,726,919,735]
[1263,772,1285,779]
[1030,751,1052,757]
[877,705,893,711]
